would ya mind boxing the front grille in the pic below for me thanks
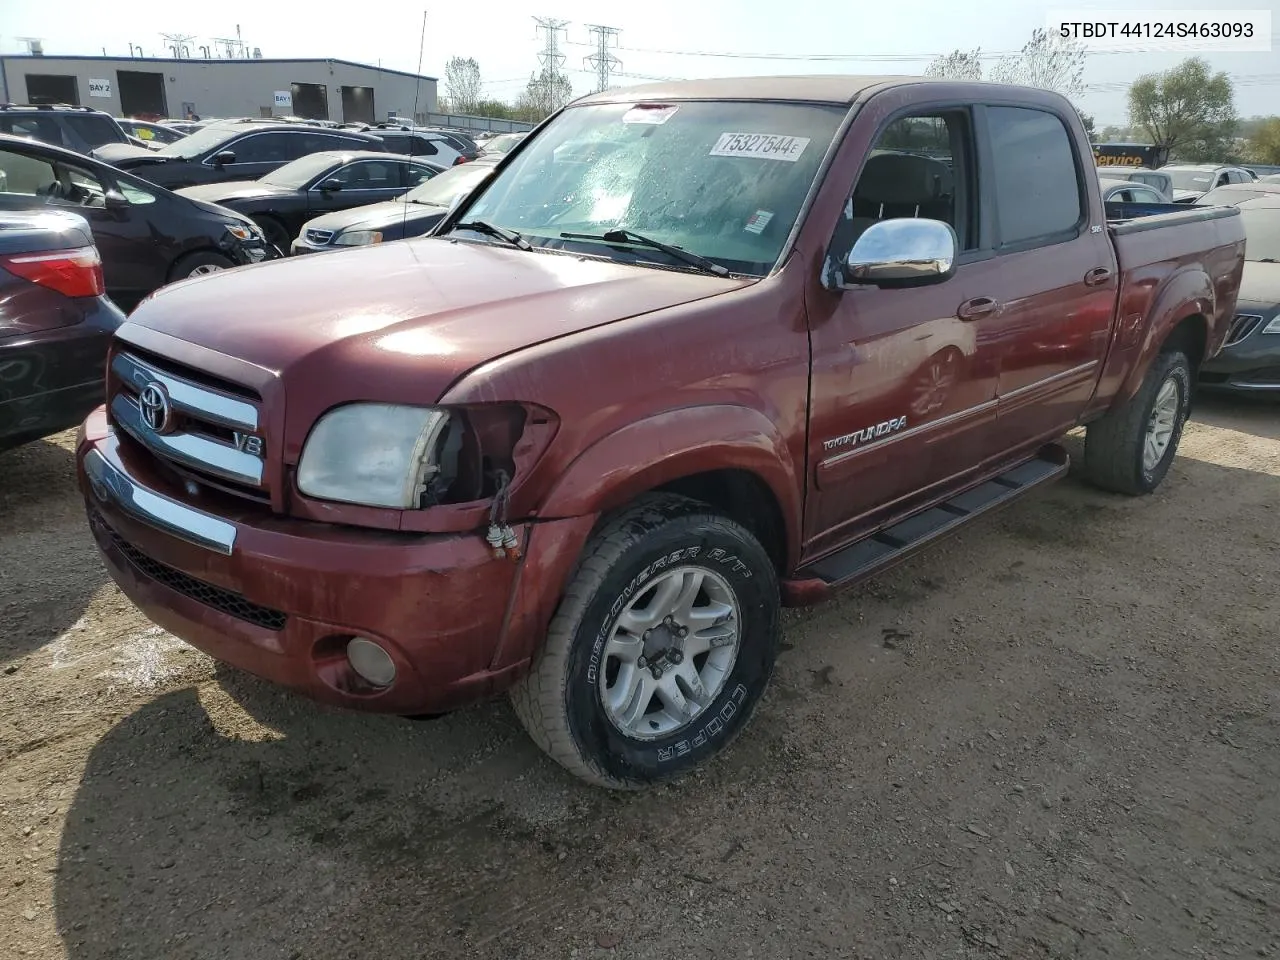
[1225,314,1264,347]
[102,516,287,631]
[305,229,334,245]
[110,351,269,504]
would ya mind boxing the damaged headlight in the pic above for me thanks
[297,403,452,508]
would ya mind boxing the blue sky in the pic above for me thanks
[3,0,1277,123]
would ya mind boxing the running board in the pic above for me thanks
[798,445,1069,587]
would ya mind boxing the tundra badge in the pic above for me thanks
[823,416,908,452]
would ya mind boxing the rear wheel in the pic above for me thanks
[510,494,780,789]
[1082,348,1192,495]
[170,250,234,281]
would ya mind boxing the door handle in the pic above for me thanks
[1084,266,1113,286]
[957,296,998,321]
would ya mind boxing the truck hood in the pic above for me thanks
[126,237,750,406]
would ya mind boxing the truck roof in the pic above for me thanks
[574,74,939,106]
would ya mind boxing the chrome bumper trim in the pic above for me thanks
[84,447,237,556]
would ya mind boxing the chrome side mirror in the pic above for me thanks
[843,218,958,289]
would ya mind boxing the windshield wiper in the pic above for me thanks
[454,219,531,251]
[560,228,730,277]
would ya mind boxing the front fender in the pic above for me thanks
[537,404,802,567]
[1116,266,1213,404]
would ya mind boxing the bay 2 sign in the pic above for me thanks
[88,78,112,98]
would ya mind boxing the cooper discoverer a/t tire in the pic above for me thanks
[1082,348,1192,496]
[510,494,780,789]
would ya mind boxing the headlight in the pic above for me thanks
[1262,316,1280,334]
[225,223,261,242]
[333,230,384,246]
[297,403,451,508]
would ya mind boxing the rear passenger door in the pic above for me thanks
[217,133,299,180]
[979,104,1117,448]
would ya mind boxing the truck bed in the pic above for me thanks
[1104,200,1238,233]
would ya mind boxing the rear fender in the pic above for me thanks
[537,404,802,567]
[1115,267,1213,405]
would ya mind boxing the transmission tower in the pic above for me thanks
[161,33,195,58]
[584,25,621,93]
[531,17,569,110]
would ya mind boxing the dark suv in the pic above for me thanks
[0,103,131,155]
[91,120,388,190]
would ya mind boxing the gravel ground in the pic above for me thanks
[2,396,1279,960]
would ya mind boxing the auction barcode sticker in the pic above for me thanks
[710,133,810,162]
[1047,9,1271,51]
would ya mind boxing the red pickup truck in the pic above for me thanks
[76,77,1245,789]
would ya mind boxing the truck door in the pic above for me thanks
[978,105,1118,447]
[805,106,1005,553]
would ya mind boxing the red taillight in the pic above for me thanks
[453,156,468,165]
[1,246,105,298]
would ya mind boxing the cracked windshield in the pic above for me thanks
[457,100,845,275]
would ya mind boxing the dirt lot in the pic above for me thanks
[2,398,1279,960]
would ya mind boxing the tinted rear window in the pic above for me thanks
[988,106,1082,246]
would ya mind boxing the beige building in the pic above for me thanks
[0,54,438,123]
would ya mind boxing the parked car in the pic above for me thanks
[1,209,124,451]
[91,120,388,190]
[176,150,444,252]
[358,124,466,166]
[1261,174,1280,185]
[417,128,482,161]
[1192,183,1280,393]
[0,133,276,311]
[1095,165,1173,201]
[117,119,186,147]
[76,76,1244,789]
[1098,177,1169,204]
[0,103,132,155]
[478,132,526,157]
[1163,163,1258,203]
[291,157,498,254]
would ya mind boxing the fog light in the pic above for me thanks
[346,637,396,687]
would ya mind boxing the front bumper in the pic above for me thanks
[75,407,579,715]
[1200,325,1280,393]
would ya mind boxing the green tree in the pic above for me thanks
[1078,111,1096,140]
[516,69,572,122]
[1246,117,1280,164]
[1127,57,1237,162]
[443,57,484,116]
[924,49,983,81]
[991,28,1085,99]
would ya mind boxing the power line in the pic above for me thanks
[584,24,622,93]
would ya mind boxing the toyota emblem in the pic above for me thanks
[138,381,173,434]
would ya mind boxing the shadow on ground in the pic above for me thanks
[0,435,106,665]
[51,453,1280,960]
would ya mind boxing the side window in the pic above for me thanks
[333,160,399,188]
[405,163,435,187]
[118,180,157,205]
[987,106,1082,247]
[0,148,58,198]
[1215,171,1231,187]
[1129,187,1161,203]
[62,114,127,148]
[413,137,439,157]
[377,134,408,155]
[225,133,295,164]
[0,116,68,148]
[845,110,974,250]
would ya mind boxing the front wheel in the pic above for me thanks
[169,250,234,281]
[510,494,780,789]
[1082,348,1192,495]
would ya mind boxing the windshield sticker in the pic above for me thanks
[744,210,774,234]
[623,104,679,125]
[710,133,810,162]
